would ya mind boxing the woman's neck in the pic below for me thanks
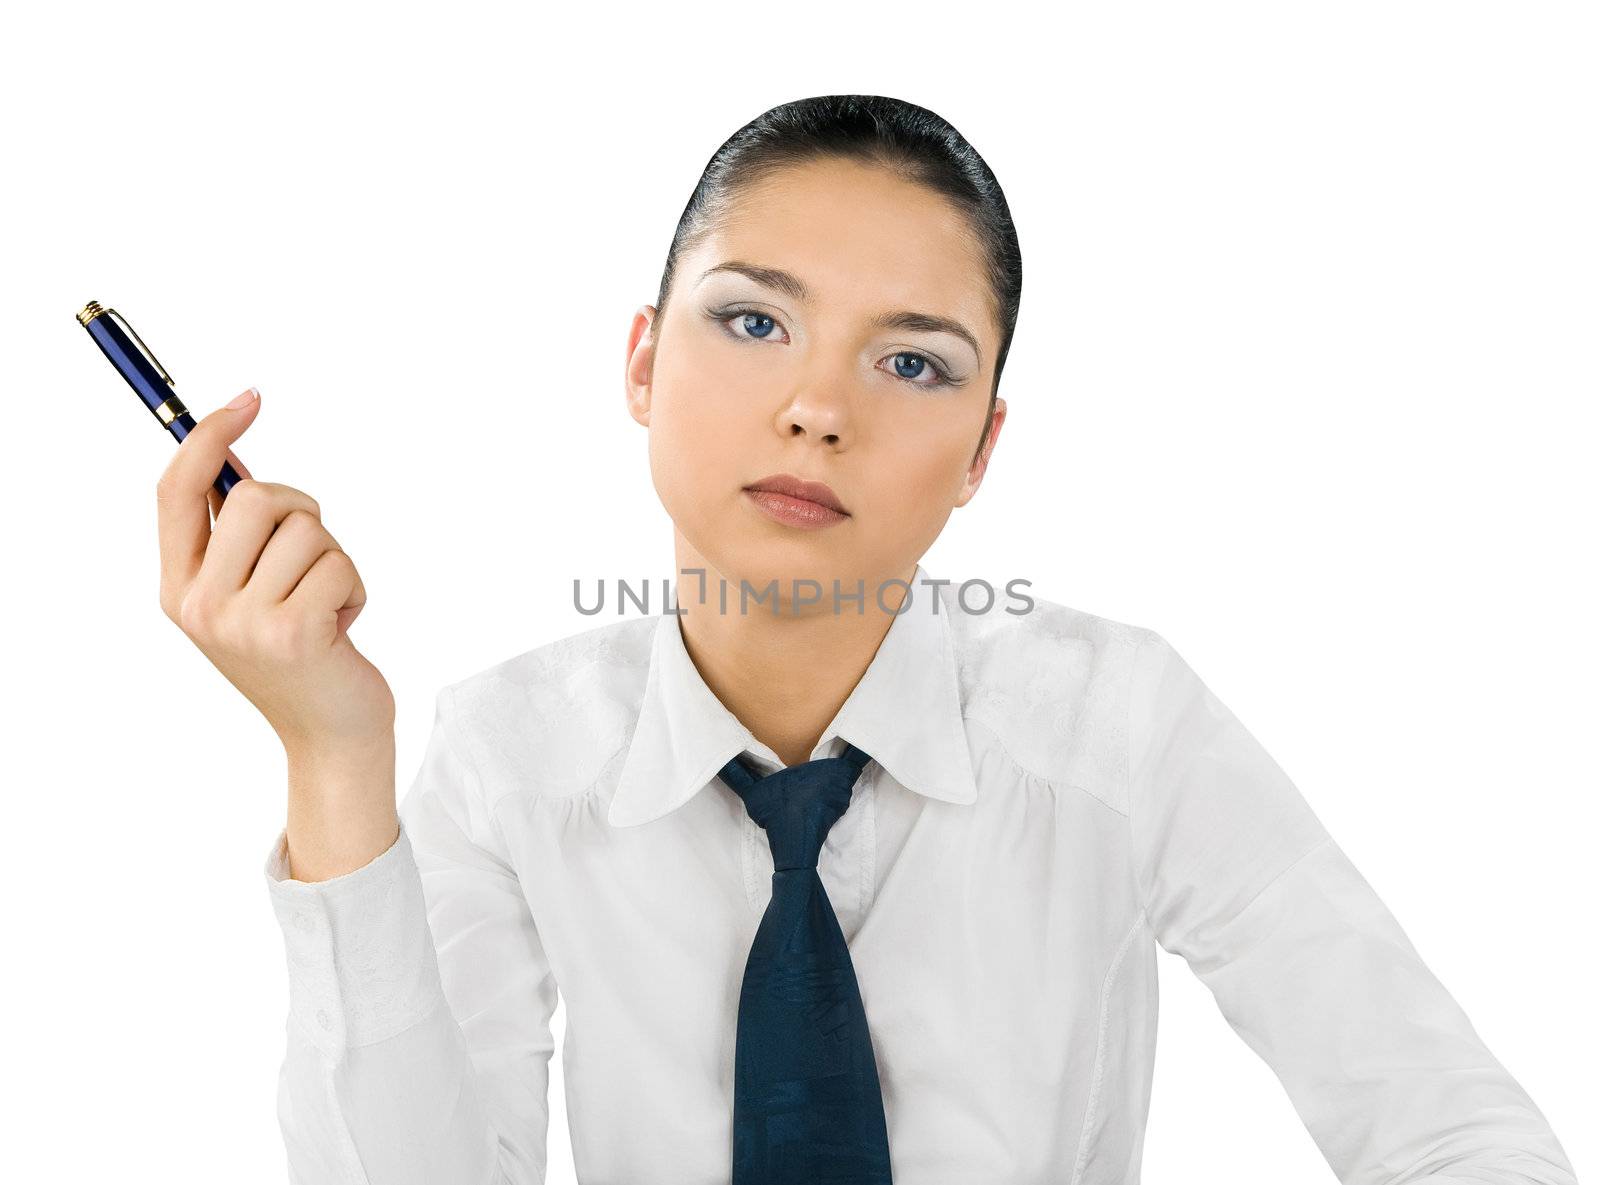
[672,549,916,768]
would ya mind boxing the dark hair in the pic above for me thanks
[654,94,1022,463]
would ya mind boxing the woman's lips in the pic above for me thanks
[742,473,850,529]
[744,488,850,528]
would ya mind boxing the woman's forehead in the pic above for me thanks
[724,157,978,251]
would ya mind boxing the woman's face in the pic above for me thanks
[626,156,1007,607]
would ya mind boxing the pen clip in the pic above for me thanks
[107,309,175,387]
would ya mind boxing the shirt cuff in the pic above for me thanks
[263,819,447,1060]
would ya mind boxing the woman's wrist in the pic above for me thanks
[283,731,398,882]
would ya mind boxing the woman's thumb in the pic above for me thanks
[185,386,259,462]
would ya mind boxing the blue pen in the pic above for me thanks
[77,300,245,499]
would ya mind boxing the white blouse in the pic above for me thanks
[263,564,1576,1184]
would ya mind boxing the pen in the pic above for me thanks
[76,300,245,500]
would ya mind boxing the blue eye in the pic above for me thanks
[704,304,956,389]
[890,353,934,382]
[738,311,777,339]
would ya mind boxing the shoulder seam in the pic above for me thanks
[963,714,1129,818]
[1125,627,1159,915]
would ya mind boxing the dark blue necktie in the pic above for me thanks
[717,742,894,1184]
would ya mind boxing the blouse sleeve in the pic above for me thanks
[1126,629,1576,1185]
[263,685,559,1184]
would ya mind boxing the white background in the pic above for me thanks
[4,1,1594,1180]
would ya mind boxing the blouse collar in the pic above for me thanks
[607,562,978,827]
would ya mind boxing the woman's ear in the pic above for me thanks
[955,396,1006,508]
[624,305,659,427]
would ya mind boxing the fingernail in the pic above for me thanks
[226,386,259,410]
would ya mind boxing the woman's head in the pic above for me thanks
[626,95,1021,606]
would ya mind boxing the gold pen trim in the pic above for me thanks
[107,309,176,387]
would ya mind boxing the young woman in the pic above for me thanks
[156,96,1576,1184]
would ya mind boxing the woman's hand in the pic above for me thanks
[157,388,398,879]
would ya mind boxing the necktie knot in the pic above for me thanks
[717,743,873,871]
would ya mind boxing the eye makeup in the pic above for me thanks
[700,303,969,390]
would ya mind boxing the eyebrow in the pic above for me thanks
[697,260,984,367]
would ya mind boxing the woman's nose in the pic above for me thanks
[777,371,855,445]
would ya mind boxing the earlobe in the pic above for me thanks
[625,364,652,427]
[954,459,985,510]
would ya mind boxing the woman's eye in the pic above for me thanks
[707,306,954,388]
[886,352,950,387]
[731,311,781,340]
